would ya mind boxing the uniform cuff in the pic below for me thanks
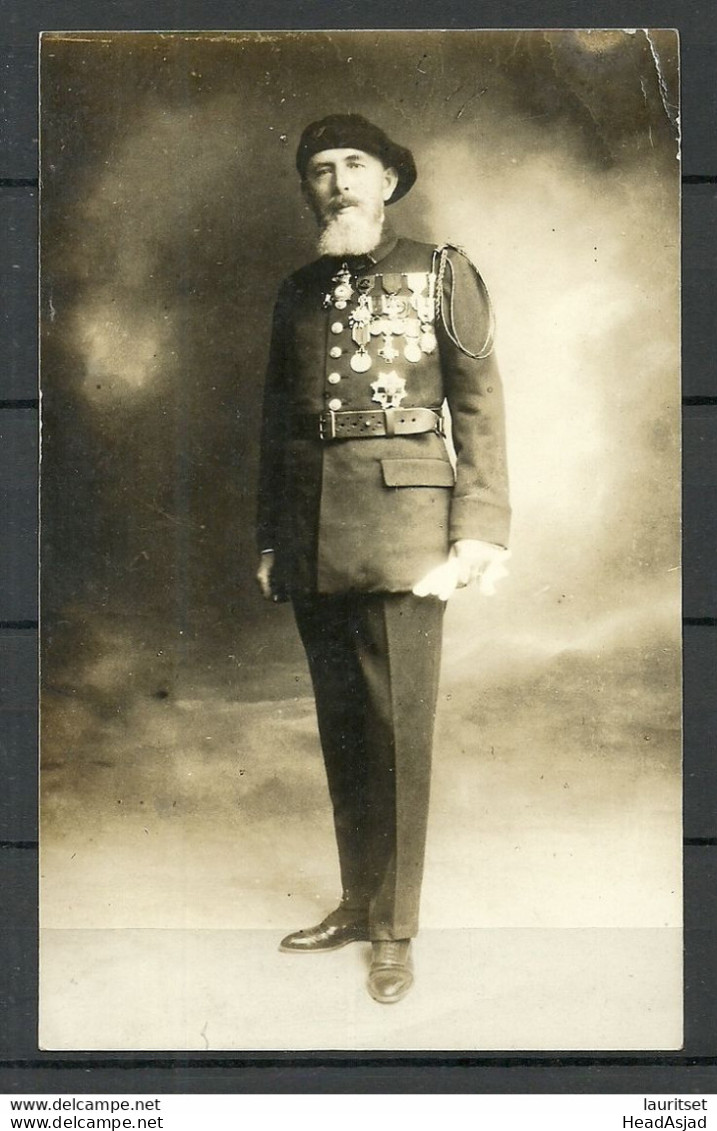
[449,499,511,548]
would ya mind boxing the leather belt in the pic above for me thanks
[293,407,444,441]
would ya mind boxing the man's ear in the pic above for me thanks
[382,166,399,202]
[301,178,318,218]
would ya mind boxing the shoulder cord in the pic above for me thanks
[432,242,495,359]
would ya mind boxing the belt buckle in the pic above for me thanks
[319,410,337,441]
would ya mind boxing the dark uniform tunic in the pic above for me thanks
[257,228,510,939]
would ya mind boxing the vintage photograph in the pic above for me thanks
[39,29,681,1050]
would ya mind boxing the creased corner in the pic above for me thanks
[642,29,679,137]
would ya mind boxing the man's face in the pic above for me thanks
[303,147,398,225]
[302,148,398,256]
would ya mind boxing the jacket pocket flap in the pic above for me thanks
[381,458,455,488]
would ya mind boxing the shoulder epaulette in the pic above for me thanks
[432,242,495,359]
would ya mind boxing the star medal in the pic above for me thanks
[371,370,407,410]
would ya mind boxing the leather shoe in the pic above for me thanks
[367,939,413,1003]
[279,907,369,953]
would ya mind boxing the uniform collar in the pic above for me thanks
[365,224,399,266]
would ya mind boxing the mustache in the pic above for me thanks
[327,195,362,214]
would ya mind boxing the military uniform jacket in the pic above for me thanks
[256,230,511,595]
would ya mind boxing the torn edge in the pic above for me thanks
[641,29,680,142]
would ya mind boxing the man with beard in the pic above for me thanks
[256,114,510,1004]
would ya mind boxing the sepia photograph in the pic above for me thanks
[39,28,681,1050]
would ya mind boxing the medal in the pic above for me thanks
[404,341,422,363]
[381,274,402,296]
[419,329,437,354]
[416,295,434,324]
[389,318,406,336]
[371,370,407,410]
[352,324,371,349]
[384,293,408,320]
[330,263,354,307]
[349,299,372,328]
[349,294,373,345]
[351,350,372,373]
[406,273,427,309]
[379,333,399,363]
[357,276,375,294]
[404,317,420,338]
[370,317,388,336]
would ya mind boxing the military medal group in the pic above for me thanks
[323,264,438,412]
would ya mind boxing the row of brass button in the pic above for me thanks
[328,325,346,408]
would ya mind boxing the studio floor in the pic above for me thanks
[39,603,682,1051]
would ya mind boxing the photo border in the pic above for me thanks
[1,0,715,1095]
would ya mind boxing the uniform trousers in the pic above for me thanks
[292,591,445,941]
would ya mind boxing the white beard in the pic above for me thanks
[317,205,384,257]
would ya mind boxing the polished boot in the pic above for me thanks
[367,939,413,1003]
[279,904,369,953]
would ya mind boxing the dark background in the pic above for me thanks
[1,0,716,1095]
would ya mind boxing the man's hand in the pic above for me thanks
[256,551,277,601]
[411,556,461,601]
[452,540,510,592]
[412,541,510,600]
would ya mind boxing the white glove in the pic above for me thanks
[412,541,511,600]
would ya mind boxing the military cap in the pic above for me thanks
[296,113,417,203]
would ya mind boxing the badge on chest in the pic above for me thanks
[324,266,438,381]
[370,370,407,410]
